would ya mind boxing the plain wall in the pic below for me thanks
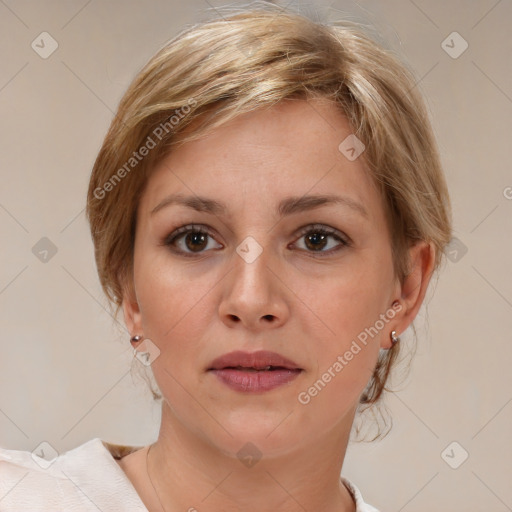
[1,1,511,511]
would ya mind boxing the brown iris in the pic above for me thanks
[185,232,208,252]
[304,232,328,251]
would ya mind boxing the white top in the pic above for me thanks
[0,438,380,511]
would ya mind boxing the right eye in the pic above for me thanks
[162,224,223,257]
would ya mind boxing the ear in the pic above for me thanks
[121,277,143,337]
[383,240,436,348]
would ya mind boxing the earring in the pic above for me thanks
[130,335,142,344]
[390,330,400,346]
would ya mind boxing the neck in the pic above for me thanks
[145,401,357,512]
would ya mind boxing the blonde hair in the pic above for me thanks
[86,3,452,440]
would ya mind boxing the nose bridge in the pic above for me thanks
[232,234,274,302]
[219,233,287,328]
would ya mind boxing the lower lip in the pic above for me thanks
[209,368,302,392]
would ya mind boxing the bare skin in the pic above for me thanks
[118,98,435,511]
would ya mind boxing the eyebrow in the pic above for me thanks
[150,193,368,219]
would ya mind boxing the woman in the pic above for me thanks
[0,3,452,511]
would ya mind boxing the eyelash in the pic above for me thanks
[161,223,351,258]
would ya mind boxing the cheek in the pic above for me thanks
[134,258,216,407]
[292,256,390,405]
[134,254,216,353]
[296,275,383,416]
[294,256,391,346]
[296,347,377,428]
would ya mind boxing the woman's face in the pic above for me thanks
[124,98,404,456]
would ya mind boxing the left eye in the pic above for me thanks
[292,225,349,255]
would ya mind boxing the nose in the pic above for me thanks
[218,242,290,331]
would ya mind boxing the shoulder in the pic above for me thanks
[341,475,381,512]
[0,438,147,511]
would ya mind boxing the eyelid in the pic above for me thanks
[161,224,221,252]
[163,224,215,242]
[294,223,350,244]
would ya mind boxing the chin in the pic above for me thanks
[201,407,317,460]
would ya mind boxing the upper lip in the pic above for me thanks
[207,350,302,371]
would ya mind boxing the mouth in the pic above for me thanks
[207,351,303,393]
[207,350,302,372]
[220,365,292,372]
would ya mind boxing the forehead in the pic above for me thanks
[140,98,385,224]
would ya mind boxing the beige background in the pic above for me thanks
[1,1,511,511]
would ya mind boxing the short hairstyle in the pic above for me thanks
[86,3,452,439]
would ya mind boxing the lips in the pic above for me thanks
[207,350,303,393]
[207,350,302,372]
